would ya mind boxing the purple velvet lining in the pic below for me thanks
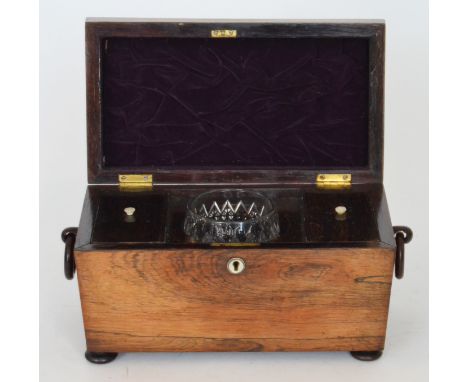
[101,37,369,168]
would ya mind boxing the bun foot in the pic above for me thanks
[85,351,118,364]
[350,350,383,361]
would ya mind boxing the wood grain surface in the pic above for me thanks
[75,247,394,352]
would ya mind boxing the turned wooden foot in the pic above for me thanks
[85,351,118,364]
[350,350,383,361]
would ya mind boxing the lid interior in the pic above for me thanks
[101,37,370,169]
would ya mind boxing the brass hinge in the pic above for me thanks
[118,174,153,190]
[316,173,352,189]
[211,29,237,38]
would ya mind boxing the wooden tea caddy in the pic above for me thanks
[62,19,413,364]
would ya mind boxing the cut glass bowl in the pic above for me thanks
[184,189,280,243]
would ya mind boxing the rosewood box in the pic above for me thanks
[62,18,413,364]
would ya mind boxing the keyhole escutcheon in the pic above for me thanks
[227,257,245,274]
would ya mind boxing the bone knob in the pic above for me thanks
[124,207,136,216]
[335,206,347,216]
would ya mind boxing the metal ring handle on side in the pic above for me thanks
[392,226,413,279]
[61,227,78,280]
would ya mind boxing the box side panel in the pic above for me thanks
[75,247,394,352]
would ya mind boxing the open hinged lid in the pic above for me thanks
[86,19,385,186]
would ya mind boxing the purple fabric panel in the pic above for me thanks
[101,37,369,168]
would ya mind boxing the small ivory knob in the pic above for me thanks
[124,207,136,216]
[335,206,347,216]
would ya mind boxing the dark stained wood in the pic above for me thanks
[75,247,394,352]
[86,19,385,185]
[75,188,95,251]
[74,183,395,250]
[91,192,167,243]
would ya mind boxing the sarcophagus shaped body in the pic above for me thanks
[62,19,412,364]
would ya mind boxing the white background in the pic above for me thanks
[39,0,428,381]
